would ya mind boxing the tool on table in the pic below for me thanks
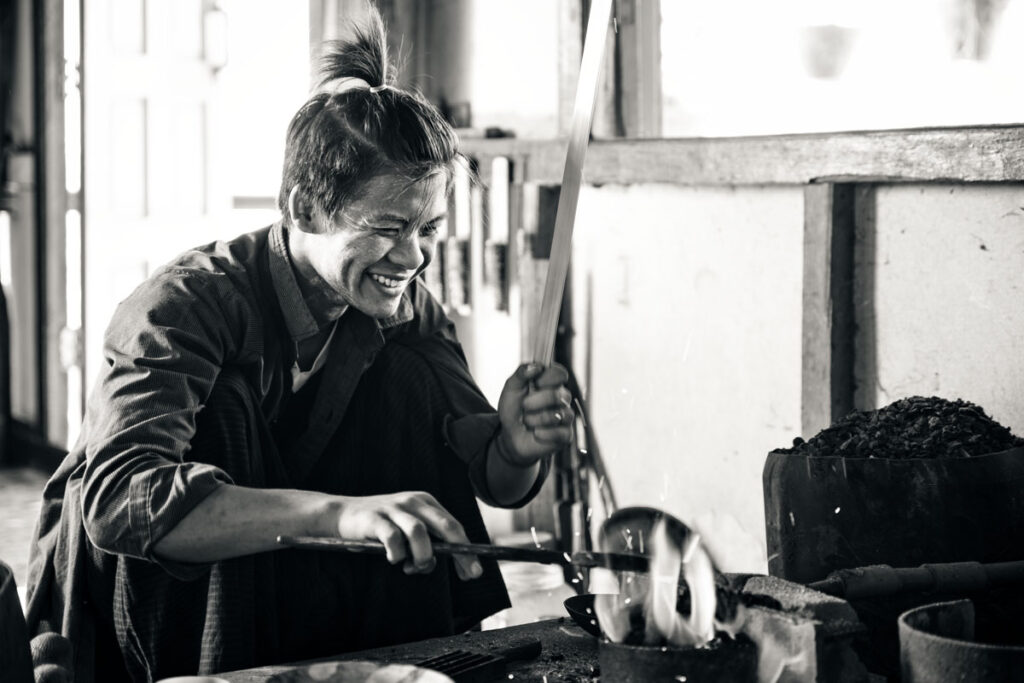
[414,639,542,683]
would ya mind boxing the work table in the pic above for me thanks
[218,619,600,682]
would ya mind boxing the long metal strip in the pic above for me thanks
[531,0,616,365]
[277,535,654,572]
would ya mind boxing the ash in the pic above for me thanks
[786,396,1024,459]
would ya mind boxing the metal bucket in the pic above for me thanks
[899,599,1024,682]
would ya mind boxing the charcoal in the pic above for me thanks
[785,396,1023,459]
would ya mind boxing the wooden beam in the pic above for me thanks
[460,125,1024,186]
[801,184,856,438]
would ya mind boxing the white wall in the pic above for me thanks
[569,184,805,573]
[856,183,1024,433]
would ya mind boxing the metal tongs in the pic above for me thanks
[279,506,725,579]
[277,535,653,573]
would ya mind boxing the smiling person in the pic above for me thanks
[25,10,572,683]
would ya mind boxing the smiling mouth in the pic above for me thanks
[368,273,408,290]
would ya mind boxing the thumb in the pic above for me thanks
[505,362,544,393]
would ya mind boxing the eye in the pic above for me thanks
[419,222,440,237]
[374,227,402,237]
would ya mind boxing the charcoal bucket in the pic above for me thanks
[763,447,1024,584]
[763,446,1024,676]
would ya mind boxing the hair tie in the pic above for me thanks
[316,77,370,97]
[369,84,390,94]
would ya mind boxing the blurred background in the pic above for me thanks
[2,0,1024,595]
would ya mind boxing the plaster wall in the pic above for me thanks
[855,183,1024,433]
[569,184,805,573]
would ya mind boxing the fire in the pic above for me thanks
[590,508,813,683]
[593,518,719,648]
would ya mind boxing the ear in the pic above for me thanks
[287,185,317,233]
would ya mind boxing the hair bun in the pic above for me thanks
[316,7,392,94]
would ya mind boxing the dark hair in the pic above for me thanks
[276,7,460,220]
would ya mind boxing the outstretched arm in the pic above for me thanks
[153,486,484,580]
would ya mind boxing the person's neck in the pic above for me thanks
[285,229,348,328]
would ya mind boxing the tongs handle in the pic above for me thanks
[276,536,652,572]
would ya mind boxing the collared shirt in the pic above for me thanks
[26,221,545,680]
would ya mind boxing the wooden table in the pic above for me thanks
[218,618,600,683]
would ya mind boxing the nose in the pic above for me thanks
[388,232,428,271]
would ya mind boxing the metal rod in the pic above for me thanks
[530,0,615,365]
[277,535,652,572]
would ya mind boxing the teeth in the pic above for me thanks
[370,273,402,288]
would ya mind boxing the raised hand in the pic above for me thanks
[496,363,574,466]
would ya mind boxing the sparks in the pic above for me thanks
[834,507,841,514]
[563,552,573,564]
[531,526,541,548]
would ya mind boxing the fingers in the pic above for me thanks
[533,363,569,389]
[346,492,483,580]
[415,503,483,580]
[530,425,575,446]
[504,362,546,393]
[372,516,409,565]
[388,509,436,569]
[522,386,572,414]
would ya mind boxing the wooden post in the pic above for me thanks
[557,0,584,135]
[36,0,68,448]
[802,183,856,438]
[616,0,661,138]
[512,182,558,534]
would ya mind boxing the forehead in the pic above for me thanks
[345,171,448,221]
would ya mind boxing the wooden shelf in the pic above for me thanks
[460,124,1024,186]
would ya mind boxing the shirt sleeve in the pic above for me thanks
[80,269,249,579]
[402,305,549,508]
[443,412,551,509]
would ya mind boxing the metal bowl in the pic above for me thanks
[563,593,606,638]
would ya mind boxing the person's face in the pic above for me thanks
[292,171,448,320]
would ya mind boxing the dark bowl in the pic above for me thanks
[563,593,606,637]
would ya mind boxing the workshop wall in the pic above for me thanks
[569,184,805,573]
[854,183,1024,433]
[556,181,1024,574]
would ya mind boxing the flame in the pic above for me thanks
[647,521,717,647]
[593,517,719,648]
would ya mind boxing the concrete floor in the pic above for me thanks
[0,466,47,603]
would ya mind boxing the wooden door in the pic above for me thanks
[82,0,223,400]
